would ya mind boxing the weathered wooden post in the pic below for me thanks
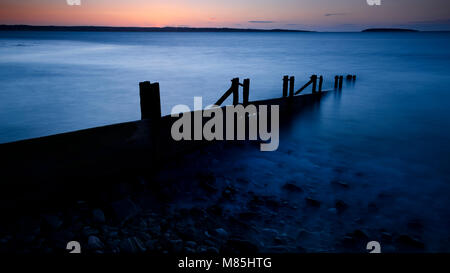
[318,76,323,93]
[243,78,250,105]
[282,75,289,97]
[311,75,318,93]
[289,76,295,98]
[339,75,344,89]
[334,76,339,89]
[139,81,161,120]
[232,78,239,105]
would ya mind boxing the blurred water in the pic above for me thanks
[1,31,450,250]
[0,31,449,145]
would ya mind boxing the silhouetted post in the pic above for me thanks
[243,78,250,105]
[289,76,295,98]
[339,76,343,89]
[318,76,323,92]
[311,75,318,93]
[139,81,161,120]
[232,78,239,105]
[334,76,339,89]
[353,75,356,81]
[346,74,353,81]
[282,75,289,97]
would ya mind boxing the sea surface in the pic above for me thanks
[1,30,450,251]
[0,31,448,144]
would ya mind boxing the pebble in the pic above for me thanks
[261,228,279,237]
[407,220,423,231]
[206,246,219,254]
[137,232,152,242]
[335,200,348,213]
[198,246,208,253]
[215,228,229,238]
[110,198,140,224]
[144,239,158,251]
[88,235,104,250]
[327,208,337,214]
[396,235,425,249]
[185,241,197,249]
[170,239,183,252]
[0,235,12,244]
[381,232,393,242]
[282,182,303,193]
[42,214,63,230]
[273,237,284,245]
[184,246,196,253]
[368,202,378,212]
[331,180,350,189]
[352,229,369,240]
[92,209,106,224]
[305,197,321,208]
[82,226,99,237]
[120,237,146,253]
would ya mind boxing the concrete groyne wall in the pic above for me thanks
[0,72,352,210]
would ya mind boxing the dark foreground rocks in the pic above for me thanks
[0,144,435,254]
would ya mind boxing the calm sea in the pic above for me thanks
[0,31,449,143]
[1,31,450,250]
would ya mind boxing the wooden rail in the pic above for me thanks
[214,78,250,107]
[139,74,357,120]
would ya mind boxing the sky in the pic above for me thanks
[0,0,449,31]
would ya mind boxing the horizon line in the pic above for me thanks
[2,24,447,33]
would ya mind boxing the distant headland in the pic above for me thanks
[362,28,419,32]
[0,25,311,33]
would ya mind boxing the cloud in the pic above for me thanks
[407,18,450,25]
[324,13,347,17]
[285,23,310,28]
[248,20,275,24]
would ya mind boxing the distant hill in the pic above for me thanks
[362,28,419,32]
[0,25,311,33]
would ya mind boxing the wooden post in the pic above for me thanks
[318,76,323,93]
[353,75,356,81]
[282,75,289,97]
[334,76,339,89]
[139,81,161,120]
[339,76,343,89]
[243,78,250,105]
[232,78,239,105]
[289,76,295,98]
[311,75,318,93]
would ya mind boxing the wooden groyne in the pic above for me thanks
[0,74,355,210]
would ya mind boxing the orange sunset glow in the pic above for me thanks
[1,0,450,31]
